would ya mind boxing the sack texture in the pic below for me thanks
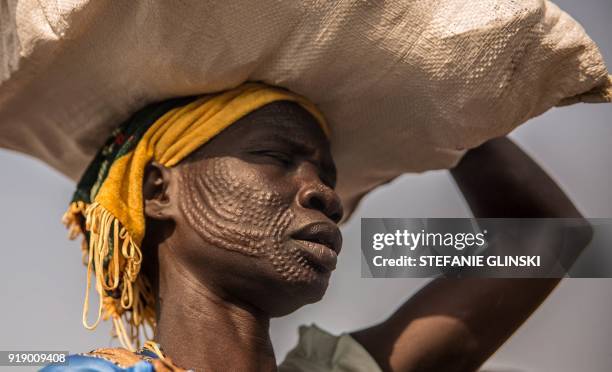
[0,0,610,215]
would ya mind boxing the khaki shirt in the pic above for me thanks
[279,325,382,372]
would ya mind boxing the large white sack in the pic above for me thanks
[0,0,610,215]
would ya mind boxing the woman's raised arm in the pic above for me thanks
[350,137,593,372]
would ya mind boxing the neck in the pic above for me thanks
[153,245,277,372]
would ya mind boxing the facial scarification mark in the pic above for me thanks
[178,158,318,283]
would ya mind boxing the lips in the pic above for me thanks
[291,222,342,254]
[291,223,342,273]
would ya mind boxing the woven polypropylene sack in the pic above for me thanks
[0,0,610,216]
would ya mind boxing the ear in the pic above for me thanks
[143,161,175,221]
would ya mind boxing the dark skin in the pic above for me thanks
[142,102,343,371]
[141,102,592,371]
[351,137,592,372]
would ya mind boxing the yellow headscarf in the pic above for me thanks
[63,83,327,350]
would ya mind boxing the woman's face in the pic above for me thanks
[151,101,343,316]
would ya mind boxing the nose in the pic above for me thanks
[296,166,344,223]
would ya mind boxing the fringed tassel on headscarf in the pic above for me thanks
[63,201,156,351]
[62,201,89,264]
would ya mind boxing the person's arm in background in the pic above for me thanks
[351,137,593,372]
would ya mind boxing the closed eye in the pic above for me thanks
[251,150,293,166]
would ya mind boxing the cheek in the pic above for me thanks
[178,158,316,283]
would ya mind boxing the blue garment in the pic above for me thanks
[40,350,161,372]
[40,325,381,371]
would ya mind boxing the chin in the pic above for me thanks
[266,271,332,317]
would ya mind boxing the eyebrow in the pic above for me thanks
[247,132,337,187]
[260,133,316,155]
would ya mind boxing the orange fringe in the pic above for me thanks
[63,202,156,351]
